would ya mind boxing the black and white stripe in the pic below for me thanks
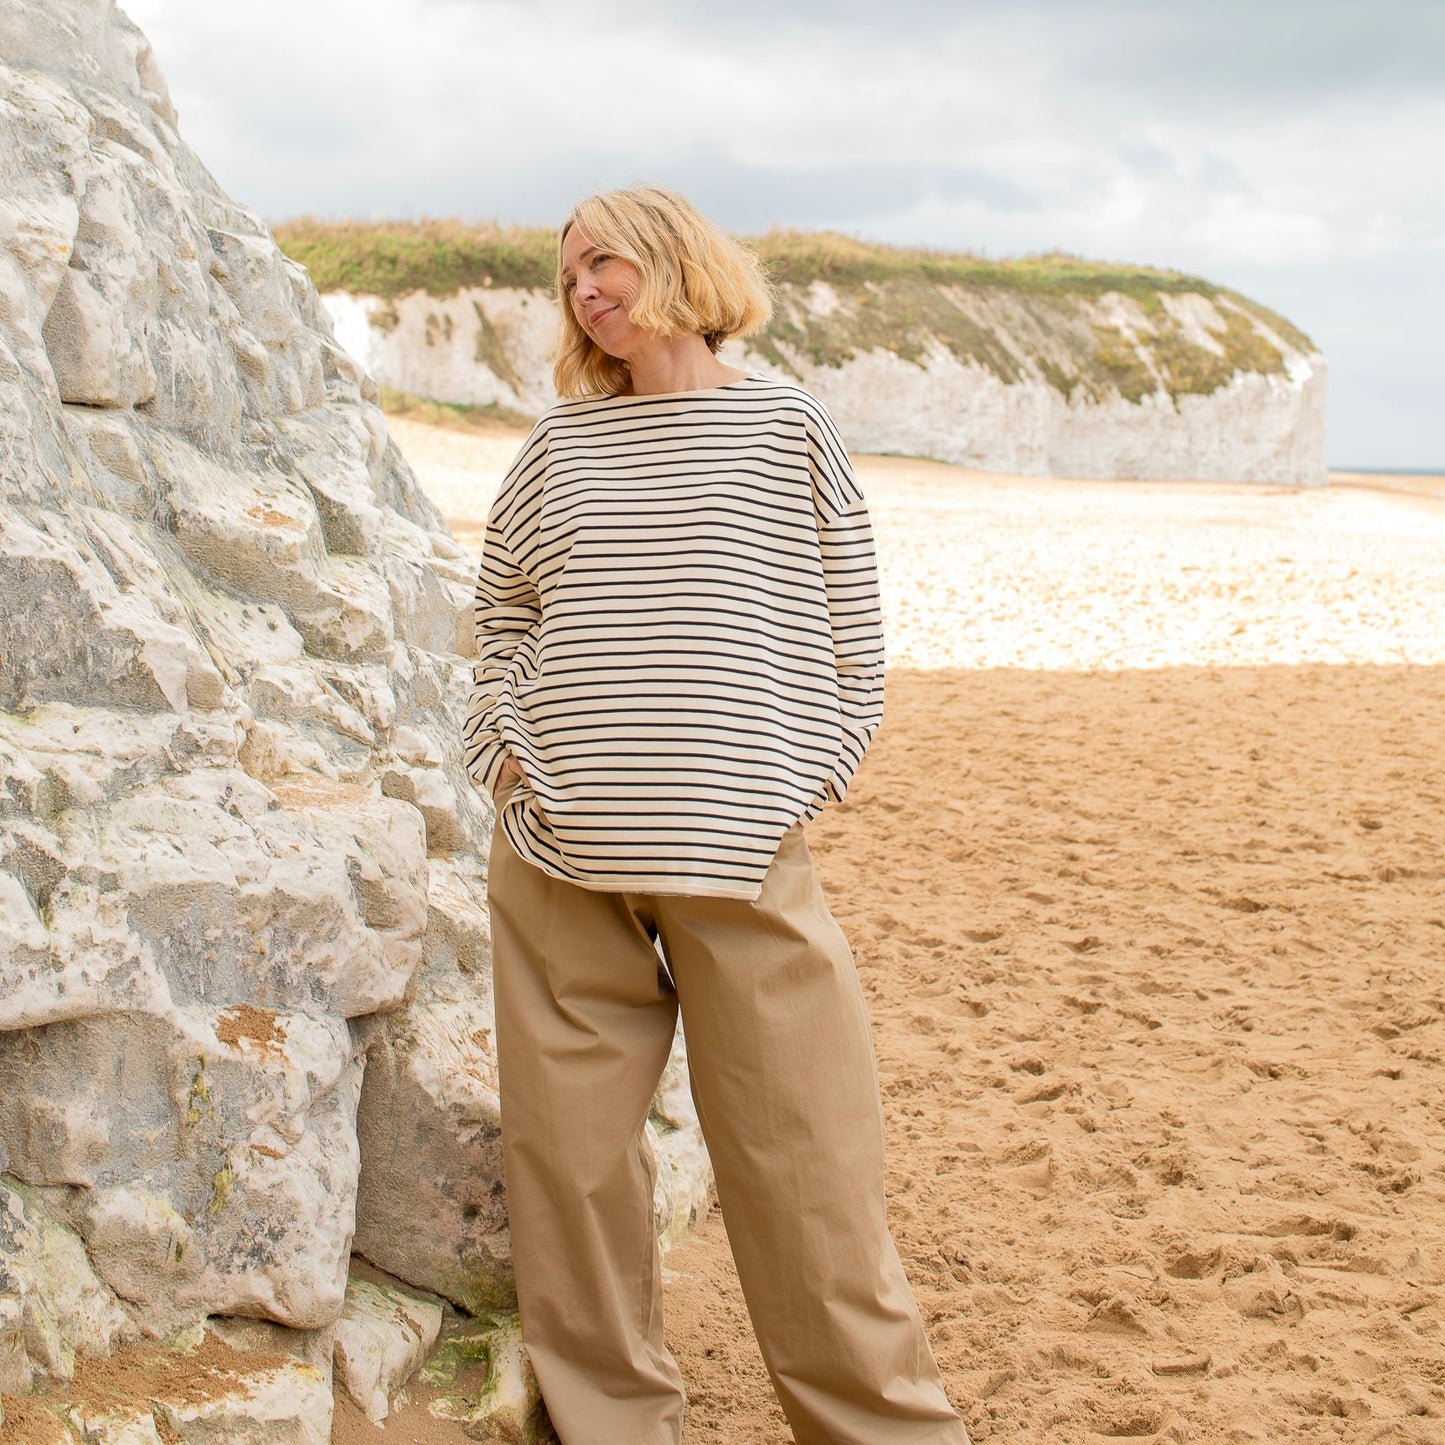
[463,374,884,899]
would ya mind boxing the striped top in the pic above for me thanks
[462,373,884,900]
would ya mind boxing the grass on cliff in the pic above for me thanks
[276,218,558,295]
[274,218,1229,309]
[274,219,1316,403]
[756,231,1218,306]
[378,386,534,434]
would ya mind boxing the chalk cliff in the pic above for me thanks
[0,2,705,1437]
[315,247,1326,487]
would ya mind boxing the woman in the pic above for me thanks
[464,186,969,1445]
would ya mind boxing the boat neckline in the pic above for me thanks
[593,373,769,403]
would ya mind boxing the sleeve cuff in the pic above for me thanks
[467,736,511,799]
[806,772,847,820]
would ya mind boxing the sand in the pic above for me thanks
[390,418,1445,1443]
[666,661,1445,1442]
[389,417,1445,676]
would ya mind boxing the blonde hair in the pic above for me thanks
[553,186,773,399]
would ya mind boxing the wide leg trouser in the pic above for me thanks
[489,821,970,1445]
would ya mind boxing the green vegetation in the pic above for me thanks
[754,280,1302,406]
[1087,324,1157,405]
[1149,308,1285,401]
[751,230,1219,305]
[274,217,556,296]
[1221,293,1314,357]
[274,219,1317,406]
[742,233,1310,403]
[378,386,533,434]
[746,275,1028,381]
[274,218,1227,308]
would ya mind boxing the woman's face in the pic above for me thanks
[560,224,648,361]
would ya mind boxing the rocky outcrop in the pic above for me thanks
[350,854,516,1316]
[0,1179,135,1396]
[760,283,1326,485]
[0,1,708,1435]
[332,1272,444,1423]
[4,1320,333,1445]
[323,270,1326,486]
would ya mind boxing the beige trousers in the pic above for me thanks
[489,816,970,1445]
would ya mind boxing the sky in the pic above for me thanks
[124,0,1444,470]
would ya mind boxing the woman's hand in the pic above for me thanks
[500,754,529,787]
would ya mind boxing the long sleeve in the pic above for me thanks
[804,399,886,803]
[463,433,545,799]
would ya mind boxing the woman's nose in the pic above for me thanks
[572,269,598,301]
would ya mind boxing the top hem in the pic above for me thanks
[500,809,784,901]
[519,854,767,902]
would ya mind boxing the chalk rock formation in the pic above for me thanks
[0,1178,135,1395]
[10,1324,334,1445]
[419,1309,542,1441]
[324,277,1326,485]
[756,285,1327,486]
[651,1025,714,1249]
[0,0,465,1356]
[332,1272,444,1424]
[350,853,516,1315]
[0,0,709,1429]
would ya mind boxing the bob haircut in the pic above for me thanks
[554,186,773,399]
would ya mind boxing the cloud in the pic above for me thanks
[126,0,1443,260]
[1044,0,1445,104]
[121,0,1445,463]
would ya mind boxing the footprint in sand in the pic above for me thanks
[1165,1245,1223,1280]
[1221,1257,1305,1320]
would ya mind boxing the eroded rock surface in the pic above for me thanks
[332,1271,444,1423]
[11,1328,334,1444]
[326,277,1327,485]
[0,0,710,1423]
[0,0,473,1351]
[0,1179,136,1395]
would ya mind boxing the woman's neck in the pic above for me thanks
[623,333,747,396]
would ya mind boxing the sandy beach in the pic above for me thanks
[376,418,1445,1442]
[668,660,1445,1442]
[390,418,1445,677]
